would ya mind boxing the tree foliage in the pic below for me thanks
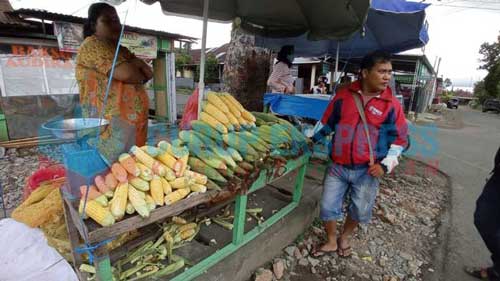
[195,54,220,84]
[475,31,500,101]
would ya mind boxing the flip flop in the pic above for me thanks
[311,245,337,258]
[464,266,500,280]
[337,238,352,258]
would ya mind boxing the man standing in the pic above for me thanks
[312,51,408,257]
[465,147,500,280]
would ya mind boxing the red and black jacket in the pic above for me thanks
[313,81,408,167]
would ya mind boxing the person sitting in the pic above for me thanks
[267,45,295,94]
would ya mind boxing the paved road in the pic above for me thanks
[414,108,500,280]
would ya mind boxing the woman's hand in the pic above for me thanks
[132,58,153,81]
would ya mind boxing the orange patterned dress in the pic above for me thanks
[76,35,148,162]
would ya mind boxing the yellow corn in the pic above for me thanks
[220,95,242,117]
[237,115,249,127]
[204,102,230,125]
[110,182,128,219]
[200,112,228,134]
[160,177,172,195]
[169,177,195,189]
[184,170,208,185]
[128,185,150,218]
[145,194,156,211]
[150,176,164,206]
[84,200,115,227]
[164,188,190,205]
[223,93,245,112]
[178,222,197,233]
[178,155,189,177]
[137,163,153,181]
[125,202,135,215]
[207,92,229,113]
[190,183,207,193]
[157,150,177,170]
[241,110,256,123]
[130,145,167,176]
[225,111,241,130]
[128,176,150,191]
[180,228,197,240]
[172,216,187,225]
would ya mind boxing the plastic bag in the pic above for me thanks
[179,88,199,130]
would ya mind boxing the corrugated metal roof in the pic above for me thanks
[10,8,197,41]
[0,0,36,28]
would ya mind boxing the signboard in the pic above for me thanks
[54,22,84,53]
[121,32,157,60]
[53,22,158,59]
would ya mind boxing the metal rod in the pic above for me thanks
[197,0,210,117]
[0,181,6,218]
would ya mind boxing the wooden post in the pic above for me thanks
[153,53,169,120]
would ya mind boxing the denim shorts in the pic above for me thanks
[320,163,380,224]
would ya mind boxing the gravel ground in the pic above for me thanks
[253,158,449,281]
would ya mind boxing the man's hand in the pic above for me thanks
[368,163,385,178]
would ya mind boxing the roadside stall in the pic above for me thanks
[8,1,374,280]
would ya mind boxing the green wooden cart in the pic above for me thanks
[62,153,310,281]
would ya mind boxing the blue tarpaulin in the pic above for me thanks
[264,93,331,120]
[255,0,430,58]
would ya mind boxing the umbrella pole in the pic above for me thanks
[333,42,340,91]
[197,0,209,117]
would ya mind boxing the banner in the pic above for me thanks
[53,22,158,59]
[54,22,84,53]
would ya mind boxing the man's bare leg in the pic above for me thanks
[313,220,338,256]
[338,215,358,256]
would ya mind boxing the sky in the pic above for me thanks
[11,0,500,90]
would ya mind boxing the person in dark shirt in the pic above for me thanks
[465,147,500,280]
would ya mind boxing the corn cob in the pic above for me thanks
[94,175,113,198]
[223,93,245,112]
[136,162,153,181]
[183,170,208,185]
[163,165,176,181]
[236,132,269,153]
[160,177,172,194]
[206,179,222,191]
[223,133,258,157]
[238,131,270,149]
[130,145,167,176]
[179,130,206,148]
[145,194,156,211]
[200,112,228,134]
[104,173,118,191]
[128,175,150,192]
[164,188,190,205]
[241,110,256,123]
[158,141,189,158]
[128,185,150,218]
[178,154,189,177]
[172,216,187,225]
[84,200,115,227]
[188,157,227,183]
[203,102,230,125]
[191,130,217,147]
[110,182,128,219]
[169,177,195,189]
[251,111,282,123]
[150,176,164,206]
[140,145,161,157]
[111,163,128,183]
[219,95,242,117]
[217,167,234,178]
[190,120,224,143]
[225,111,241,131]
[226,147,243,162]
[190,183,207,193]
[207,92,229,113]
[118,153,140,177]
[180,228,197,240]
[80,185,108,207]
[210,146,237,168]
[234,165,248,176]
[178,222,197,233]
[126,202,135,215]
[188,144,228,170]
[238,161,254,171]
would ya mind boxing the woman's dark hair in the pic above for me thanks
[360,50,392,71]
[83,2,115,38]
[276,45,294,68]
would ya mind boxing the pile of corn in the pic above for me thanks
[80,216,197,281]
[80,92,308,227]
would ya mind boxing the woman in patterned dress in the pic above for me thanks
[76,2,152,162]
